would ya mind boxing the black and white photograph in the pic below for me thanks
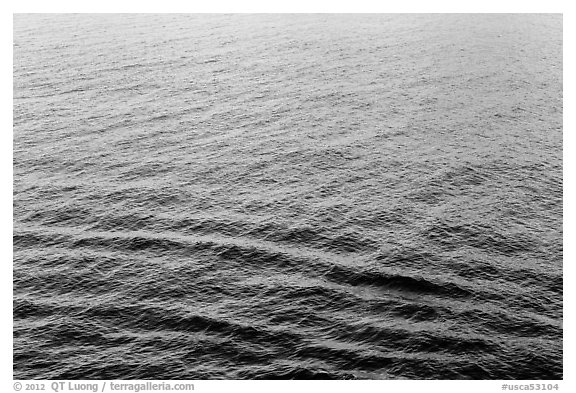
[10,5,566,386]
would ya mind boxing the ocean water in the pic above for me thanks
[13,14,562,380]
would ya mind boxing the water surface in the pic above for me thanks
[13,14,563,379]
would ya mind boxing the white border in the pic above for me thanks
[5,0,571,13]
